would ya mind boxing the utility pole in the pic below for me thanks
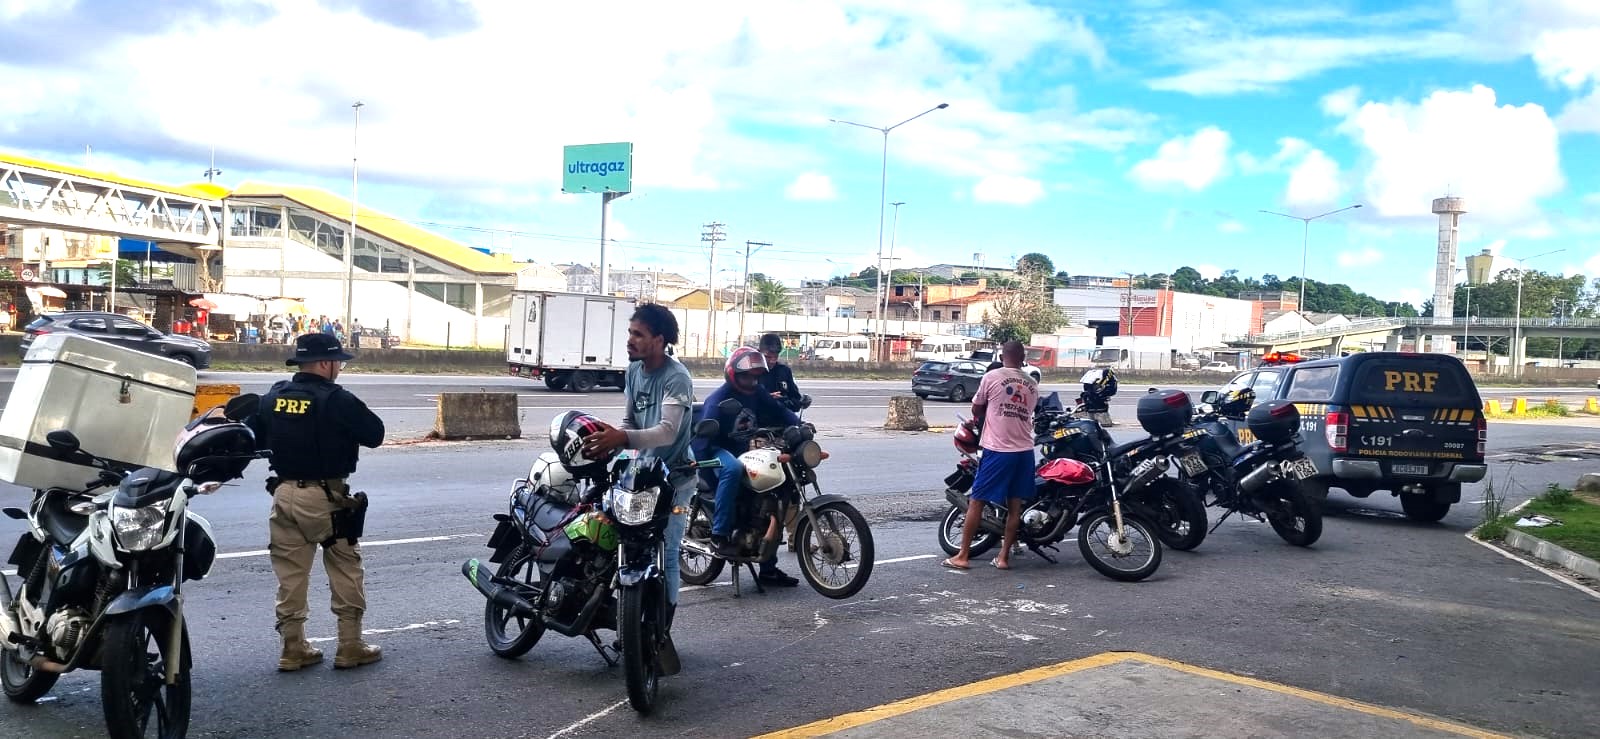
[701,222,725,358]
[740,240,770,345]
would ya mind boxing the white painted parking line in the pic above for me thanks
[305,618,462,644]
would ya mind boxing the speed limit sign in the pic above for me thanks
[20,268,35,281]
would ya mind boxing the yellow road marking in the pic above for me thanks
[752,651,1510,739]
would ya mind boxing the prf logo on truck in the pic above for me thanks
[1384,371,1439,393]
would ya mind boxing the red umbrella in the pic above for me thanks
[189,297,218,310]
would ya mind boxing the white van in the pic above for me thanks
[912,335,973,362]
[810,335,872,362]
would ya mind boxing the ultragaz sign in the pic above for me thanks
[562,142,633,194]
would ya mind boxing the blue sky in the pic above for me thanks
[2,0,1597,308]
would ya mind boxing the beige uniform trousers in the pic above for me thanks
[269,480,366,633]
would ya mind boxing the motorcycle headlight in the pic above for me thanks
[111,499,173,551]
[607,486,659,527]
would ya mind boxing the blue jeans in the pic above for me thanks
[711,448,744,538]
[662,472,697,607]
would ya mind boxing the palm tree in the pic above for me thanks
[752,277,794,314]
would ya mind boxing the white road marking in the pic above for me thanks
[1464,500,1600,601]
[215,533,483,560]
[545,699,628,739]
[305,619,462,644]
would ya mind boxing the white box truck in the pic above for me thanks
[506,291,635,392]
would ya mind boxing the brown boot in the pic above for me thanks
[333,621,382,669]
[277,624,324,672]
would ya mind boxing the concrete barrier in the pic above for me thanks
[1511,397,1528,416]
[884,396,929,431]
[192,383,240,419]
[1587,397,1600,414]
[432,393,521,440]
[1483,398,1502,416]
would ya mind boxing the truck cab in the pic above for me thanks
[1215,352,1487,522]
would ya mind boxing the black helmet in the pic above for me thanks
[1217,386,1256,418]
[174,419,256,482]
[549,410,614,476]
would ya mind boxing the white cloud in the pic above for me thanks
[1218,220,1246,234]
[1321,86,1362,116]
[1129,127,1231,191]
[1236,137,1310,175]
[1583,252,1600,279]
[1334,84,1564,223]
[1398,287,1426,308]
[1531,28,1600,89]
[1337,247,1384,267]
[971,175,1045,205]
[1285,149,1344,208]
[784,172,837,201]
[1556,88,1600,133]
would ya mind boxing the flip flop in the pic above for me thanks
[991,559,1011,570]
[940,558,970,570]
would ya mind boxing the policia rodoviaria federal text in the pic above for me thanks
[245,333,385,671]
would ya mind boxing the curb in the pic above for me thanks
[1501,529,1600,580]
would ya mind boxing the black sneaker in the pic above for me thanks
[711,535,739,558]
[756,567,799,587]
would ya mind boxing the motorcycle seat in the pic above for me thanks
[38,492,89,545]
[1107,438,1145,458]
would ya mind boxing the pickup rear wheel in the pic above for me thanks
[1399,493,1450,523]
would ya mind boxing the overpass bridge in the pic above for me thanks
[1225,317,1600,365]
[1,152,224,247]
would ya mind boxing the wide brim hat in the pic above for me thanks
[287,333,355,366]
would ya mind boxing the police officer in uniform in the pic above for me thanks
[248,333,385,671]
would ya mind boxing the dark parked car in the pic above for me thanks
[911,359,988,402]
[1211,351,1485,522]
[20,311,213,368]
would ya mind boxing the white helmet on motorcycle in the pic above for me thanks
[527,450,575,494]
[738,448,787,493]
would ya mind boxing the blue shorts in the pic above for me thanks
[970,449,1037,505]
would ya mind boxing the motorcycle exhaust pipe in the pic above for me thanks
[460,559,537,618]
[1237,462,1279,494]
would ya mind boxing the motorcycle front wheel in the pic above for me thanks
[620,582,664,715]
[936,504,998,557]
[1077,510,1162,582]
[794,502,875,600]
[484,545,546,658]
[678,504,725,586]
[1147,478,1208,551]
[1261,479,1323,547]
[100,609,190,739]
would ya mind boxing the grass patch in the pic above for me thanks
[1507,485,1600,562]
[1515,402,1574,418]
[1476,480,1510,541]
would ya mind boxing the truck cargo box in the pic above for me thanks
[0,333,197,490]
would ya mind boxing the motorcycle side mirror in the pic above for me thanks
[224,393,261,421]
[45,430,81,456]
[717,398,743,415]
[694,419,721,439]
[1201,391,1219,404]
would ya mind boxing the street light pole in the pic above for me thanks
[739,240,770,344]
[1509,248,1565,378]
[1260,203,1363,348]
[832,103,947,360]
[883,201,905,330]
[345,101,363,336]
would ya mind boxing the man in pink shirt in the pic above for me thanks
[942,341,1039,570]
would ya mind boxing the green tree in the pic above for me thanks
[95,259,139,288]
[1016,253,1054,276]
[0,266,14,281]
[981,261,1064,344]
[751,276,795,314]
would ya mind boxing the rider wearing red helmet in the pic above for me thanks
[695,346,803,585]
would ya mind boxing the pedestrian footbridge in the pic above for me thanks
[0,152,225,246]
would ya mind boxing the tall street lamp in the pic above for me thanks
[345,101,363,335]
[1260,203,1363,347]
[883,201,905,328]
[832,103,948,360]
[1508,248,1565,378]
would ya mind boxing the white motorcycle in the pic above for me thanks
[1,395,265,739]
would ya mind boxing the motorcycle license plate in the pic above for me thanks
[1282,458,1316,480]
[1178,452,1207,476]
[1392,463,1430,476]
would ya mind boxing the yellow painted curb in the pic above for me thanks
[752,651,1509,739]
[192,383,241,419]
[1511,397,1528,416]
[1482,399,1501,416]
[1587,397,1600,414]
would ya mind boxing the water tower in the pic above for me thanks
[1429,196,1467,354]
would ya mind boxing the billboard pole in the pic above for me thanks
[562,142,633,296]
[600,191,622,295]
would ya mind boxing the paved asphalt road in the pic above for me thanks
[0,372,1597,738]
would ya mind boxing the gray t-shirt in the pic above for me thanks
[622,357,696,469]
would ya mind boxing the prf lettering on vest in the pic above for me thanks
[273,398,312,414]
[1383,370,1439,393]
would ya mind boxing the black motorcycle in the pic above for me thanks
[1182,394,1323,546]
[2,395,266,739]
[462,417,718,714]
[1030,392,1210,551]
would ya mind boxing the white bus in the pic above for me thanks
[808,334,872,362]
[912,335,975,362]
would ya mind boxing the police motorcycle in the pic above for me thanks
[1178,388,1323,546]
[2,395,267,739]
[1026,391,1211,552]
[462,410,716,715]
[678,397,874,599]
[937,396,1165,582]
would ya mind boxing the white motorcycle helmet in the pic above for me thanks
[738,448,787,493]
[527,451,577,502]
